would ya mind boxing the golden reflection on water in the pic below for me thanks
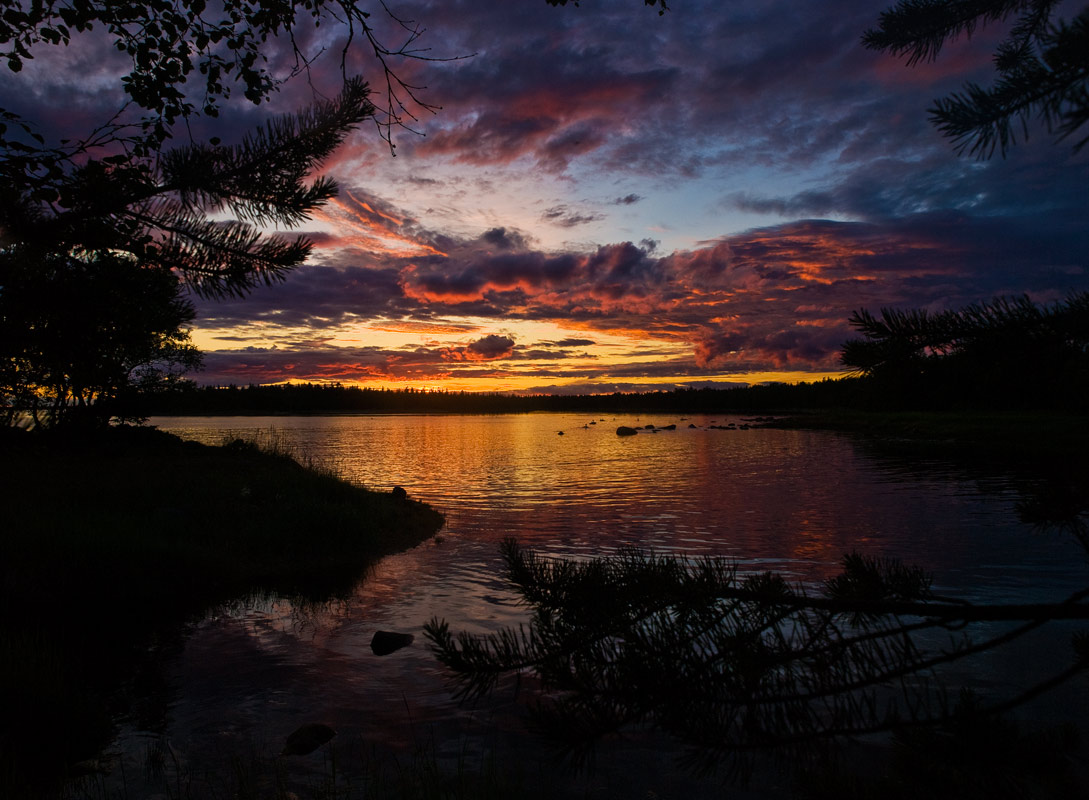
[154,412,1079,595]
[119,413,1089,798]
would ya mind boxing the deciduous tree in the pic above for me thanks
[0,249,200,427]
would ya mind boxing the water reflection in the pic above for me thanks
[94,412,1089,798]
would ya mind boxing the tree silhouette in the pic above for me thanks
[0,249,200,427]
[840,293,1089,410]
[1,78,373,424]
[0,2,414,424]
[5,77,375,300]
[864,1,1089,156]
[0,0,447,160]
[426,539,1089,781]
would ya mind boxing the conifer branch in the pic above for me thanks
[426,540,1089,775]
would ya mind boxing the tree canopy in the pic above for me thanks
[4,77,375,300]
[0,249,200,427]
[1,78,374,425]
[1,3,382,424]
[0,0,441,155]
[864,0,1089,156]
[840,293,1089,411]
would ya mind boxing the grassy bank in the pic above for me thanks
[0,425,444,797]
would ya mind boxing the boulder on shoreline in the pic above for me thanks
[371,630,415,655]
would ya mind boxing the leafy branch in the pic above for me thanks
[0,0,466,155]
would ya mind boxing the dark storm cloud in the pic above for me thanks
[726,144,1089,223]
[443,334,516,362]
[540,338,597,348]
[193,264,413,329]
[403,8,678,171]
[481,227,531,250]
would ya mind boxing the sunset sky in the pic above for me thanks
[7,0,1088,393]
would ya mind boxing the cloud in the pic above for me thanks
[481,227,531,250]
[409,30,677,172]
[541,205,606,228]
[442,334,516,362]
[194,189,1089,385]
[539,338,597,348]
[11,0,1079,390]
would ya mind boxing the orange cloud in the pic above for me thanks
[313,192,447,258]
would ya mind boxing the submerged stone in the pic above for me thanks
[282,723,336,756]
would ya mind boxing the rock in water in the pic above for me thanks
[371,630,415,655]
[616,426,638,437]
[282,723,336,756]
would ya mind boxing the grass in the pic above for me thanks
[0,424,445,798]
[61,727,548,800]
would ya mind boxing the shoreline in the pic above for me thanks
[765,409,1089,460]
[0,425,445,797]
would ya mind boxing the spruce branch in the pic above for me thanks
[426,540,1089,776]
[864,1,1089,155]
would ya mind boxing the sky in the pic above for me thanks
[8,0,1089,393]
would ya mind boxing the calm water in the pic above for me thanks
[86,413,1088,798]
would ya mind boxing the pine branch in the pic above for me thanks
[863,0,1031,65]
[159,77,375,226]
[427,541,1089,776]
[129,208,311,299]
[930,53,1088,157]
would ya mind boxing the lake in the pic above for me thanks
[84,413,1089,798]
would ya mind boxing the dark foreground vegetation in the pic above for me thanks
[428,539,1089,799]
[0,425,444,798]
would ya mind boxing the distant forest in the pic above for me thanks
[120,379,865,416]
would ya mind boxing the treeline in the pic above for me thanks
[119,378,866,417]
[109,292,1089,418]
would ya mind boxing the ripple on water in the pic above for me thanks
[123,412,1089,797]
